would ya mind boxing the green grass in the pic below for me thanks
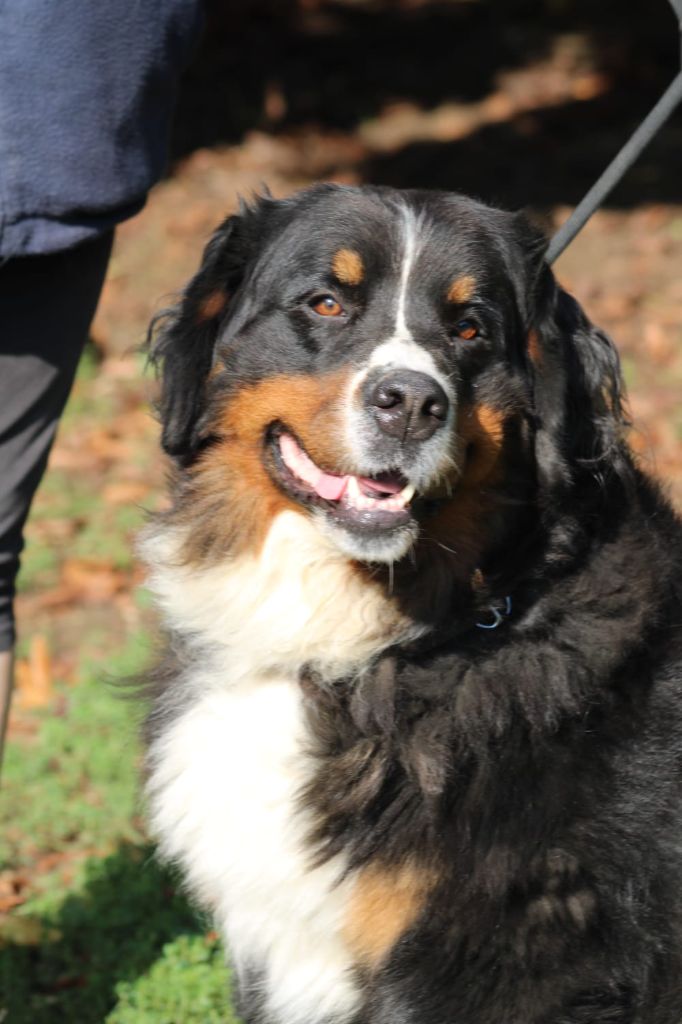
[17,343,153,596]
[2,848,239,1023]
[108,933,238,1024]
[0,637,239,1023]
[59,344,115,425]
[17,469,144,592]
[13,539,61,594]
[69,500,143,571]
[2,348,239,1022]
[0,637,146,887]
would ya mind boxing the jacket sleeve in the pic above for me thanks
[0,0,203,256]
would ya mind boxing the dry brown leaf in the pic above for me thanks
[0,871,30,912]
[15,635,53,709]
[48,447,105,473]
[643,323,676,366]
[86,432,130,461]
[60,559,127,602]
[101,481,151,505]
[570,73,609,101]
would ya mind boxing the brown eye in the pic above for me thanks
[452,318,479,341]
[311,295,344,317]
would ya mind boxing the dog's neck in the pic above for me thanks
[142,510,428,685]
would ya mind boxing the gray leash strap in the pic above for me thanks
[547,0,682,264]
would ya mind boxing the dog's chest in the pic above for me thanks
[148,676,362,1024]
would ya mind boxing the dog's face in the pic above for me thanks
[155,185,623,572]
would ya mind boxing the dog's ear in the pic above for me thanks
[150,214,246,461]
[512,214,628,493]
[149,199,271,462]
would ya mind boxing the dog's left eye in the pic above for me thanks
[451,318,479,341]
[310,295,345,318]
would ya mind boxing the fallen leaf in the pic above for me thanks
[60,559,127,602]
[0,871,30,913]
[570,73,609,101]
[102,481,151,505]
[86,432,130,461]
[15,635,52,709]
[643,322,675,365]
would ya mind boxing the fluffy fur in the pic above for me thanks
[142,185,682,1024]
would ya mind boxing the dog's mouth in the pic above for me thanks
[267,426,416,533]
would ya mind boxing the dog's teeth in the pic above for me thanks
[345,475,414,513]
[346,476,362,508]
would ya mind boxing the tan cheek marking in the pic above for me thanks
[446,275,476,304]
[178,442,297,567]
[220,370,352,471]
[332,248,364,286]
[527,328,542,365]
[344,863,435,969]
[464,404,506,485]
[197,289,229,322]
[177,371,353,563]
[420,403,508,577]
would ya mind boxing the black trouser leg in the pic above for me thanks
[0,231,114,653]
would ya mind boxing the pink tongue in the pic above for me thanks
[279,432,349,500]
[358,476,403,495]
[316,473,349,501]
[278,433,406,501]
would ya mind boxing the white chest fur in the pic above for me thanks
[147,677,361,1024]
[142,510,426,1023]
[141,510,421,684]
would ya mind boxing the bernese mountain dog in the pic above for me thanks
[141,185,682,1024]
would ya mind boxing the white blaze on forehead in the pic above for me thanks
[393,201,423,343]
[351,202,452,398]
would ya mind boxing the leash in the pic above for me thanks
[547,0,682,264]
[478,0,682,632]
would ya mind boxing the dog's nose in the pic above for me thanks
[366,370,449,442]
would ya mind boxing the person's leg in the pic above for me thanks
[0,231,114,762]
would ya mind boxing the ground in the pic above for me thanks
[1,1,681,1020]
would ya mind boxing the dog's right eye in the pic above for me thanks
[451,318,480,341]
[310,295,345,318]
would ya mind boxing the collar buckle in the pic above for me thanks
[475,595,512,630]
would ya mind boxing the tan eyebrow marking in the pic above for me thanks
[446,275,476,304]
[332,248,364,286]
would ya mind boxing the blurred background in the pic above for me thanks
[2,1,681,1020]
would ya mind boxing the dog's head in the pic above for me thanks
[152,185,626,574]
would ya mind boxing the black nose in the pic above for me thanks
[366,370,449,442]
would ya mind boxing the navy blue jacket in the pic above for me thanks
[0,0,202,256]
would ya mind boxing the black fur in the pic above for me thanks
[146,185,682,1023]
[304,487,682,1022]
